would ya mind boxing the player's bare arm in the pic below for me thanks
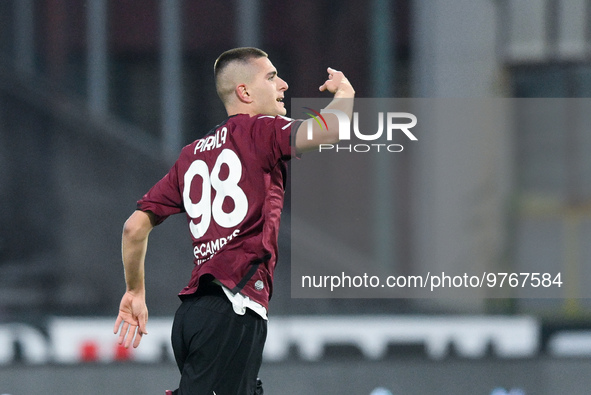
[295,67,355,154]
[114,210,154,348]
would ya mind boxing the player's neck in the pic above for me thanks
[226,102,257,117]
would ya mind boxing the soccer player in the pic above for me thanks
[114,47,355,394]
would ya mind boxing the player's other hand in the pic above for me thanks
[114,290,149,349]
[319,67,355,98]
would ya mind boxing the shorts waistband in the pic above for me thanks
[180,280,225,301]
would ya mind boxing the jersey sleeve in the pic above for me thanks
[136,161,184,225]
[251,115,302,168]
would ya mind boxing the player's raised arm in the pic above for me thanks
[114,210,154,348]
[295,67,355,154]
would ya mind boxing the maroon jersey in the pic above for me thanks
[137,114,301,309]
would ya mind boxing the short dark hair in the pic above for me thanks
[214,47,268,78]
[214,47,268,103]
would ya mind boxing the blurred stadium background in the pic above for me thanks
[1,0,591,394]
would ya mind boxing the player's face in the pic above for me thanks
[247,57,289,116]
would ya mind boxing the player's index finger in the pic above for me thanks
[133,331,143,348]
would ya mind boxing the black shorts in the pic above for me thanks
[170,282,267,395]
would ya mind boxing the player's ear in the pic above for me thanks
[235,84,252,104]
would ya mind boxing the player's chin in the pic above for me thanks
[264,104,286,117]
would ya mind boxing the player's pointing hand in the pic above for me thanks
[319,67,355,98]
